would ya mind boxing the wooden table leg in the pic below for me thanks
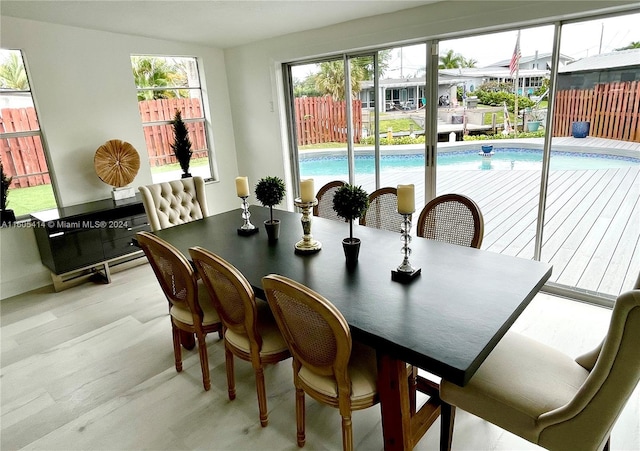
[377,351,412,450]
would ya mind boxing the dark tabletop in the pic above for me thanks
[153,206,552,386]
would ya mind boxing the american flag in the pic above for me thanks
[509,31,521,77]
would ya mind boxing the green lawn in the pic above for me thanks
[6,184,57,217]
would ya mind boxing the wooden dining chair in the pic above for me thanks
[313,180,346,221]
[440,288,640,451]
[359,187,405,233]
[138,176,209,231]
[416,193,484,248]
[190,247,291,427]
[136,231,222,391]
[262,274,379,451]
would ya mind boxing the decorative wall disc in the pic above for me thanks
[94,139,140,187]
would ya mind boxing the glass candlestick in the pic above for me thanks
[237,196,258,235]
[391,212,421,283]
[294,197,321,254]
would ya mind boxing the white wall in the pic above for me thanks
[0,17,239,299]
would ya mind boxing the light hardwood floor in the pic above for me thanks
[1,262,638,450]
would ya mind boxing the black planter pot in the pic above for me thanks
[264,219,280,243]
[1,209,16,226]
[342,237,361,267]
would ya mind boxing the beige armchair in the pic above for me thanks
[138,177,209,231]
[440,289,640,451]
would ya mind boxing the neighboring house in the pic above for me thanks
[557,48,640,89]
[359,53,573,112]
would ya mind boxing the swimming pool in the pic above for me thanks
[299,148,640,176]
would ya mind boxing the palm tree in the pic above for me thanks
[0,52,29,90]
[131,56,186,100]
[439,50,464,69]
[314,60,366,100]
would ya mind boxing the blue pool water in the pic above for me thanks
[299,148,640,176]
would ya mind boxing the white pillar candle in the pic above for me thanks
[397,184,415,214]
[300,179,315,202]
[235,176,250,197]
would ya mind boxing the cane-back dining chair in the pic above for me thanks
[189,247,291,427]
[139,176,209,231]
[439,288,640,451]
[136,231,222,391]
[359,187,405,233]
[416,193,484,248]
[262,274,379,451]
[313,180,346,221]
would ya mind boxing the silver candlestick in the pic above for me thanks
[294,197,321,254]
[237,196,258,235]
[391,212,421,283]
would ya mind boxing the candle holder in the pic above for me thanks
[237,196,258,235]
[391,212,421,283]
[294,197,321,254]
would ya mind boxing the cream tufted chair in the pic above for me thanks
[138,177,209,231]
[439,289,640,451]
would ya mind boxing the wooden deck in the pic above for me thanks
[307,137,640,297]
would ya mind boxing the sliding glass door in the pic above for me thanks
[542,14,640,298]
[285,10,639,302]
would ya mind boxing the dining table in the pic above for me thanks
[150,205,552,450]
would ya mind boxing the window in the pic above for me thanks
[0,49,57,218]
[130,55,214,182]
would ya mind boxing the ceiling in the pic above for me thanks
[1,0,441,49]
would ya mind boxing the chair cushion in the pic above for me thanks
[440,331,589,443]
[170,280,220,326]
[225,300,289,356]
[298,341,378,403]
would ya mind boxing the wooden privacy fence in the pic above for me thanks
[0,107,50,188]
[0,98,209,188]
[553,80,640,142]
[295,97,362,146]
[138,98,208,166]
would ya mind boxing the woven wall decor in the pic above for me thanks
[94,139,140,188]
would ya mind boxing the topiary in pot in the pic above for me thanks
[1,160,15,225]
[171,109,193,178]
[332,184,369,265]
[255,176,286,242]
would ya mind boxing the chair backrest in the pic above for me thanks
[189,246,260,344]
[360,187,405,232]
[417,193,484,248]
[136,231,201,318]
[138,176,209,231]
[537,289,640,450]
[313,180,346,221]
[262,274,351,381]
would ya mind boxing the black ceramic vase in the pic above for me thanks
[342,237,361,266]
[264,219,280,243]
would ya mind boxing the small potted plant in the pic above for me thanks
[332,184,369,266]
[255,176,286,242]
[171,109,193,178]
